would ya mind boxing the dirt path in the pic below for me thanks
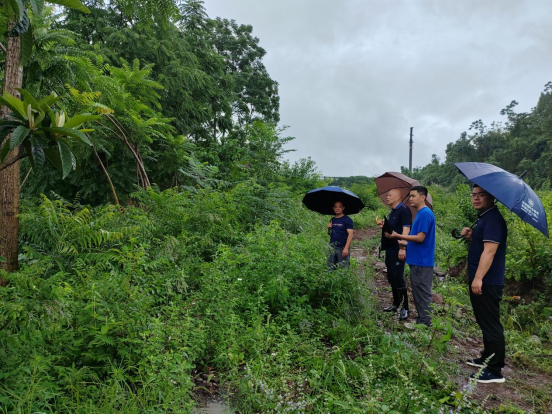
[351,227,552,414]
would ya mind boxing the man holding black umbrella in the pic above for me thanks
[461,185,507,384]
[327,201,354,270]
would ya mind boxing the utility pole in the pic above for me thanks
[409,127,413,172]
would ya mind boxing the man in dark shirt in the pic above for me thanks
[327,201,354,269]
[461,184,507,384]
[377,189,412,320]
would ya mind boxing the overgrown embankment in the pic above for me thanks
[1,186,551,413]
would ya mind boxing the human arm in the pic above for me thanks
[342,229,354,257]
[388,231,426,243]
[471,242,499,295]
[327,219,333,235]
[398,226,410,261]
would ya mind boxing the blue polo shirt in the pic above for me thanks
[329,215,354,247]
[385,203,412,254]
[467,207,507,285]
[406,206,436,267]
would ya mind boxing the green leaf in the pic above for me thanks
[5,0,25,21]
[0,142,12,163]
[29,0,45,15]
[0,255,6,263]
[9,125,30,149]
[57,141,75,178]
[63,114,100,129]
[0,127,15,145]
[42,127,92,146]
[47,0,90,14]
[18,89,39,109]
[0,92,28,120]
[6,11,30,37]
[37,94,61,110]
[30,137,45,168]
[44,146,62,170]
[19,28,34,66]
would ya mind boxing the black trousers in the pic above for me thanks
[384,252,406,289]
[469,284,505,375]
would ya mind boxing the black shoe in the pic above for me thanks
[383,305,398,312]
[470,368,505,383]
[399,308,409,320]
[466,357,484,368]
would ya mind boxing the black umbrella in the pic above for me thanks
[302,186,365,215]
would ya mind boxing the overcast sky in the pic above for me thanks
[204,0,552,177]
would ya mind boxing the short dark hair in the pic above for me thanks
[410,185,428,197]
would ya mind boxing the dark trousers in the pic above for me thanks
[385,252,406,289]
[327,244,350,270]
[385,252,409,310]
[470,284,505,375]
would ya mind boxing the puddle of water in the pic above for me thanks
[194,401,232,414]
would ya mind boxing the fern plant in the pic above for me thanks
[19,196,133,269]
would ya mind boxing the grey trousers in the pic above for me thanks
[327,244,350,270]
[409,265,433,326]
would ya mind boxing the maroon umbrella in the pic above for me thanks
[374,172,433,220]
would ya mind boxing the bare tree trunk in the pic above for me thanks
[93,146,121,210]
[0,34,23,274]
[105,115,151,188]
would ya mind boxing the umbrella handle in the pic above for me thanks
[451,228,464,239]
[451,219,479,239]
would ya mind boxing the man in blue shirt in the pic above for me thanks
[327,201,354,269]
[377,189,412,320]
[461,185,507,384]
[387,186,435,327]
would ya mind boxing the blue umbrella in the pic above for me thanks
[455,162,548,237]
[302,186,365,215]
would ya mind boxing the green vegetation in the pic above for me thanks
[0,1,551,413]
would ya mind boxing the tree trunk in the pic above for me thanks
[0,33,23,274]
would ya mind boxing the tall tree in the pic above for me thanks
[0,0,90,272]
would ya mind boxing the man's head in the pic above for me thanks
[409,186,428,210]
[470,184,494,212]
[386,189,402,208]
[333,201,345,216]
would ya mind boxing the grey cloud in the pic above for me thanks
[205,0,552,177]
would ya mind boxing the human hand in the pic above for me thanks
[461,227,473,240]
[471,278,483,295]
[385,231,399,239]
[327,221,333,228]
[398,240,407,247]
[398,249,406,261]
[376,216,384,228]
[342,248,349,257]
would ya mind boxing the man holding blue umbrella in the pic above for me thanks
[461,185,507,384]
[454,162,549,384]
